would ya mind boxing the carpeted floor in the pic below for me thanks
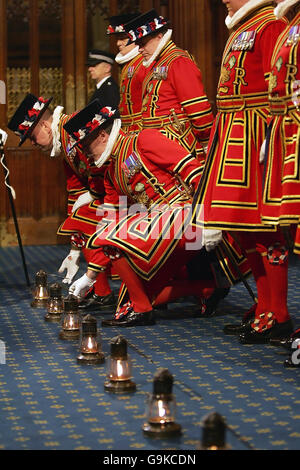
[0,244,299,451]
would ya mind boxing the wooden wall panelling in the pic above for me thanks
[62,0,76,114]
[108,0,118,81]
[29,0,41,220]
[75,0,87,110]
[213,0,228,86]
[1,0,68,246]
[139,0,156,13]
[30,0,39,94]
[109,0,118,14]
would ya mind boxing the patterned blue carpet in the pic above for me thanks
[0,244,299,451]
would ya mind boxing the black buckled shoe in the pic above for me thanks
[194,287,230,318]
[223,319,252,335]
[239,319,294,345]
[102,310,155,327]
[78,292,116,311]
[223,304,256,335]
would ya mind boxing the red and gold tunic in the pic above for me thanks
[261,11,300,231]
[192,5,287,231]
[86,129,203,280]
[140,40,214,170]
[118,53,146,132]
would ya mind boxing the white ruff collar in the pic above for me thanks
[50,105,64,157]
[115,46,140,65]
[225,0,272,29]
[274,0,299,18]
[95,119,121,168]
[143,29,173,68]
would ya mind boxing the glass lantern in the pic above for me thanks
[77,314,105,364]
[31,270,49,308]
[44,283,64,322]
[104,335,136,393]
[198,412,228,450]
[59,295,81,340]
[143,368,181,438]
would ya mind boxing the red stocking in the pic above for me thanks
[239,232,271,318]
[260,242,290,324]
[112,257,153,313]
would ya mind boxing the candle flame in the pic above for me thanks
[117,360,124,378]
[158,400,166,418]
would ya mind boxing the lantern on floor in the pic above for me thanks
[31,270,50,308]
[77,314,105,364]
[59,295,81,340]
[198,412,228,450]
[44,283,64,322]
[104,335,136,393]
[143,368,181,438]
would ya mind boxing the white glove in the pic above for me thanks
[0,129,8,146]
[259,139,266,164]
[71,191,94,213]
[202,229,223,252]
[58,249,81,284]
[69,273,96,298]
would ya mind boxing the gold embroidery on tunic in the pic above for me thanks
[220,66,231,84]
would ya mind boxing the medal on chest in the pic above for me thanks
[127,66,135,78]
[66,136,77,161]
[152,66,168,80]
[121,151,142,180]
[286,25,300,46]
[231,31,256,51]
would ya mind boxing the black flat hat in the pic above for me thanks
[124,9,169,45]
[7,93,53,146]
[106,12,141,35]
[86,49,115,66]
[63,99,119,151]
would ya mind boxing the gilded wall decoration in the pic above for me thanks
[6,67,63,120]
[6,0,29,22]
[6,68,31,120]
[38,0,62,20]
[39,67,63,110]
[86,0,109,17]
[87,0,139,17]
